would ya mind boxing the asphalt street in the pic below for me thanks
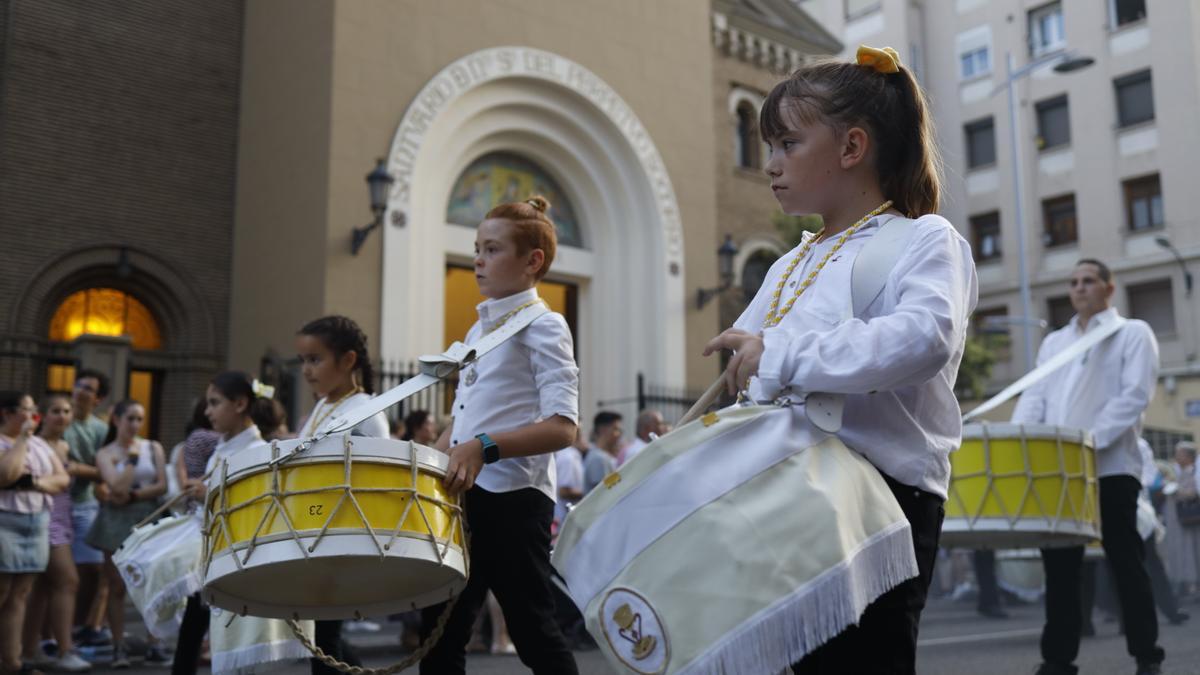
[79,595,1200,674]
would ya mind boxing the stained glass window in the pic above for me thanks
[446,152,583,248]
[48,288,163,350]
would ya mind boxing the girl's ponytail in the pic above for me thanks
[883,65,941,217]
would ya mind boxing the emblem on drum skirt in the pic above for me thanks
[122,561,146,588]
[600,587,668,674]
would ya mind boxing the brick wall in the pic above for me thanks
[0,0,244,446]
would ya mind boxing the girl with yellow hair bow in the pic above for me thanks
[702,42,976,675]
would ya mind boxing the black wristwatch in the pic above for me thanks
[476,433,501,464]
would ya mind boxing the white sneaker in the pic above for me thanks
[344,620,382,633]
[25,652,57,668]
[53,651,93,672]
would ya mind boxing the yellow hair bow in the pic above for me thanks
[856,45,901,74]
[251,379,276,399]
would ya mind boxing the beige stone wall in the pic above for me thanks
[229,0,336,371]
[233,0,721,396]
[712,52,791,327]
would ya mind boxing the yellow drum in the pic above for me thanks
[202,434,466,620]
[942,423,1099,550]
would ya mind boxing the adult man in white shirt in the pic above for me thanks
[617,409,665,466]
[1012,259,1165,675]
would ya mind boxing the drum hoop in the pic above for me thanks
[219,436,447,478]
[215,455,449,493]
[962,422,1094,448]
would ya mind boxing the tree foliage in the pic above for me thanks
[955,334,1004,400]
[771,211,823,248]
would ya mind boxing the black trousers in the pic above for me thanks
[974,549,1002,611]
[419,486,578,675]
[311,620,360,674]
[172,594,209,675]
[792,474,945,675]
[1040,475,1165,669]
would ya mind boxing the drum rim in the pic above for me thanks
[961,422,1094,447]
[940,517,1099,537]
[203,580,468,620]
[216,435,448,480]
[204,533,467,619]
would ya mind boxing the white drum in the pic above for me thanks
[115,513,204,639]
[202,434,467,620]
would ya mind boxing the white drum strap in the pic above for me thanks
[849,214,911,319]
[804,214,915,433]
[324,302,549,434]
[963,315,1128,421]
[271,303,550,466]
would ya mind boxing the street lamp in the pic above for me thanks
[351,158,395,256]
[995,49,1094,369]
[696,235,739,309]
[1155,235,1193,296]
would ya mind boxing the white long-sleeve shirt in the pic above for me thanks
[305,392,389,439]
[205,424,266,479]
[1012,307,1159,481]
[735,213,978,498]
[448,288,580,502]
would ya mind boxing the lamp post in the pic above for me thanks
[696,235,739,309]
[1155,235,1193,297]
[996,49,1094,369]
[351,158,395,256]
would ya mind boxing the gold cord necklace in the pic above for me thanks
[482,298,547,336]
[305,385,363,435]
[761,200,893,329]
[464,297,547,386]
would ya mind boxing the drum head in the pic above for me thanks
[204,533,467,619]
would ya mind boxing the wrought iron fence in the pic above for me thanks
[596,373,712,426]
[375,359,456,425]
[260,354,456,434]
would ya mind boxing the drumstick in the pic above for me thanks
[133,491,190,530]
[675,377,726,429]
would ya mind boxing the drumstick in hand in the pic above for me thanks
[676,377,726,429]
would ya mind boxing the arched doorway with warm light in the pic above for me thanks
[9,245,224,447]
[45,287,166,438]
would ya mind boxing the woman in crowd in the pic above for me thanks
[174,399,220,510]
[21,395,90,672]
[401,410,438,446]
[86,400,168,668]
[0,391,69,675]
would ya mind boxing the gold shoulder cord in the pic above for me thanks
[761,200,892,329]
